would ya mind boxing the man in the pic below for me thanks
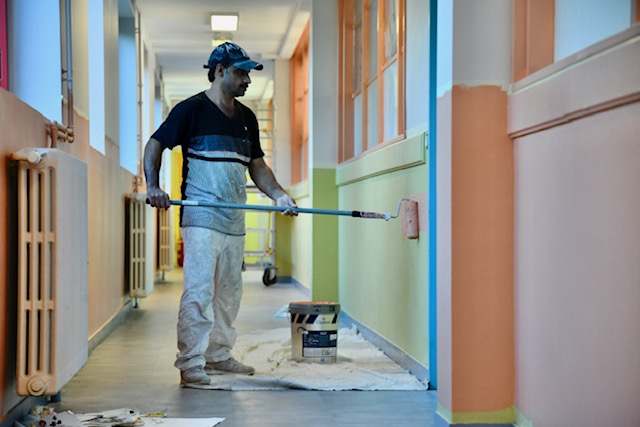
[144,42,297,386]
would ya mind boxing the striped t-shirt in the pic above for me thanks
[151,92,264,235]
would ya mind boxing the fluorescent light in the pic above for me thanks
[211,14,238,31]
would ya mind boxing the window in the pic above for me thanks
[555,0,633,61]
[339,0,405,163]
[290,22,309,184]
[513,0,640,81]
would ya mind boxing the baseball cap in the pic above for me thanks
[205,42,263,71]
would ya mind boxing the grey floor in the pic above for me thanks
[59,268,438,426]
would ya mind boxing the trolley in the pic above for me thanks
[243,189,278,286]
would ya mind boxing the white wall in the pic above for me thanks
[274,59,292,188]
[453,0,511,87]
[89,0,106,154]
[71,0,89,116]
[104,0,120,145]
[309,0,338,169]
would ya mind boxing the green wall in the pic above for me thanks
[310,169,339,302]
[276,135,430,368]
[337,135,430,366]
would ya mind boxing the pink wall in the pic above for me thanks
[511,27,640,427]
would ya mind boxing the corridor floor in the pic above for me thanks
[59,268,438,427]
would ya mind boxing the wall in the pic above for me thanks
[0,1,135,421]
[0,91,132,423]
[511,26,640,427]
[436,0,515,424]
[307,0,339,301]
[288,183,312,289]
[339,158,430,365]
[0,90,52,419]
[334,0,432,374]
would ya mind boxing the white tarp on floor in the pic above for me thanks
[184,326,428,391]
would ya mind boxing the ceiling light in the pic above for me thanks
[211,13,239,32]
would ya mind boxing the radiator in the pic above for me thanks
[125,193,154,299]
[157,208,172,272]
[13,148,88,396]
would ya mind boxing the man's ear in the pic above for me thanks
[215,63,225,77]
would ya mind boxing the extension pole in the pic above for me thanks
[161,199,394,220]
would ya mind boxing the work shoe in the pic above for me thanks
[180,366,211,385]
[206,357,255,375]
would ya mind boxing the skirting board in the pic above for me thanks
[339,310,430,386]
[435,414,514,427]
[276,276,310,297]
[88,299,134,354]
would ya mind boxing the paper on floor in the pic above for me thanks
[18,408,224,427]
[138,417,224,426]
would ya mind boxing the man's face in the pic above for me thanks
[222,66,252,97]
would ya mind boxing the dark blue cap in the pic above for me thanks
[206,42,263,71]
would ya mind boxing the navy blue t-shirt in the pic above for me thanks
[151,92,264,235]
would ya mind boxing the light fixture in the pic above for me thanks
[210,13,239,32]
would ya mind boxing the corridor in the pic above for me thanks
[58,268,437,427]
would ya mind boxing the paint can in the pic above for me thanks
[288,302,341,363]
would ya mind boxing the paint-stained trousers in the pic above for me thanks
[174,226,245,371]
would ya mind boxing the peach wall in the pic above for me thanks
[87,136,133,336]
[0,89,51,417]
[437,84,514,423]
[450,86,514,412]
[0,89,132,421]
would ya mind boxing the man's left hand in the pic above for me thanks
[276,194,298,216]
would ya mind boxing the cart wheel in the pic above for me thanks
[262,265,277,286]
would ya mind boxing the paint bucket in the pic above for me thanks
[288,302,341,363]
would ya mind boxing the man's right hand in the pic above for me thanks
[147,186,171,209]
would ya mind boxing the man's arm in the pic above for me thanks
[144,138,171,208]
[248,158,297,215]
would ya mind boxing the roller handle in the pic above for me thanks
[145,198,392,220]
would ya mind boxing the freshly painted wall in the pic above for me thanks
[333,0,432,375]
[338,159,429,365]
[288,183,312,290]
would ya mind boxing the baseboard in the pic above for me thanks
[276,276,310,297]
[435,412,515,427]
[88,299,134,354]
[339,310,430,386]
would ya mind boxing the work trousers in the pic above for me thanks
[174,226,245,371]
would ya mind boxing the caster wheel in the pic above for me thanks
[262,265,277,286]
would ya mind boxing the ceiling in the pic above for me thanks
[125,0,311,106]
